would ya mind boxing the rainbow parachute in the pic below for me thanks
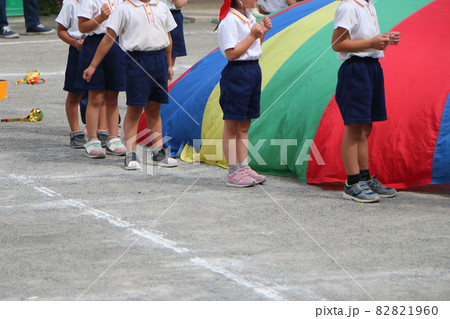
[138,0,450,188]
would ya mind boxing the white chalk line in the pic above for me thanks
[1,71,65,78]
[0,39,61,46]
[4,172,286,301]
[257,184,376,301]
[190,257,285,301]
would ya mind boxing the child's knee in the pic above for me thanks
[125,107,143,120]
[144,104,161,118]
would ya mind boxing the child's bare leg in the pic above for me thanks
[236,119,251,164]
[65,92,82,133]
[104,90,120,139]
[86,91,104,140]
[223,120,239,166]
[358,123,373,171]
[98,101,108,133]
[144,101,163,149]
[123,106,143,152]
[341,124,365,176]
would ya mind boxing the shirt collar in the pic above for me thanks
[229,7,250,23]
[128,0,158,7]
[353,0,372,7]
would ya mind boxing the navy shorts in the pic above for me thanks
[126,50,169,107]
[170,9,187,58]
[219,60,262,121]
[76,34,126,92]
[335,56,387,125]
[63,45,85,94]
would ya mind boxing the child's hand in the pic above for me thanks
[168,66,174,82]
[100,4,112,20]
[250,23,264,39]
[260,16,272,33]
[83,65,96,83]
[75,39,84,51]
[371,34,390,50]
[386,31,400,45]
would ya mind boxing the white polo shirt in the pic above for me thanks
[56,0,85,40]
[334,0,383,60]
[218,8,262,61]
[106,0,177,52]
[257,0,289,14]
[78,0,122,35]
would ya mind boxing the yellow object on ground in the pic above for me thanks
[16,71,45,85]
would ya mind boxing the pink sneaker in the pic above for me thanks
[84,139,106,159]
[106,137,126,156]
[226,167,256,188]
[245,166,266,184]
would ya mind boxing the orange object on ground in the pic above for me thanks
[0,80,7,99]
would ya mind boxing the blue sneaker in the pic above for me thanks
[70,131,86,149]
[0,26,19,38]
[366,176,397,198]
[343,180,380,203]
[26,24,55,35]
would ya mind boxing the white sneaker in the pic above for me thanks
[84,139,106,159]
[124,152,141,170]
[106,137,126,156]
[151,148,178,168]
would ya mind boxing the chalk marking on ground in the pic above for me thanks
[257,184,376,301]
[4,172,286,301]
[1,71,65,78]
[190,257,285,301]
[0,39,60,46]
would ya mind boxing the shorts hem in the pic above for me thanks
[127,99,169,108]
[223,114,260,121]
[64,87,84,94]
[75,85,125,92]
[344,117,387,125]
[172,52,187,58]
[127,103,147,108]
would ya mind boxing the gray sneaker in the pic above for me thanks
[343,180,380,203]
[70,131,86,149]
[124,152,141,170]
[151,148,178,167]
[366,176,397,198]
[97,131,109,148]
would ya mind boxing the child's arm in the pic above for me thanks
[83,28,118,82]
[332,27,390,52]
[224,23,264,61]
[287,0,297,6]
[78,4,111,34]
[165,32,174,82]
[57,24,84,51]
[173,0,188,9]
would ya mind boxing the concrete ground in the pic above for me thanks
[0,8,449,302]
